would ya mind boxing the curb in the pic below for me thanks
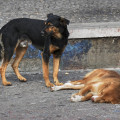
[68,22,120,39]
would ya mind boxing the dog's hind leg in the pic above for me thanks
[0,60,12,86]
[71,92,93,102]
[71,85,92,102]
[12,46,28,82]
[0,34,14,85]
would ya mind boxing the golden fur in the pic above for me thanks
[51,69,120,104]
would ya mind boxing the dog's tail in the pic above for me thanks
[0,33,4,61]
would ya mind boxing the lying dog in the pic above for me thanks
[0,13,70,87]
[51,69,120,104]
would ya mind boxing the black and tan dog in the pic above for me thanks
[0,13,70,87]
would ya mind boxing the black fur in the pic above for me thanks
[0,14,70,62]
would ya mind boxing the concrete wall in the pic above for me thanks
[67,38,120,69]
[5,37,120,72]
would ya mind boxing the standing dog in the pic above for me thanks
[0,13,70,87]
[51,69,120,104]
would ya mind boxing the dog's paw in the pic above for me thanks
[3,81,12,86]
[71,94,84,102]
[91,96,99,102]
[50,86,60,92]
[50,86,56,92]
[18,76,27,82]
[46,82,54,87]
[55,82,63,86]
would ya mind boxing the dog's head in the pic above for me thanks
[42,13,70,39]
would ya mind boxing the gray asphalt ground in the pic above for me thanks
[0,70,120,120]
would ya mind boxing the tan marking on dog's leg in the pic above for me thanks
[1,61,12,86]
[12,46,27,82]
[41,53,54,87]
[53,55,63,86]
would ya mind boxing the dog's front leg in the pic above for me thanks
[51,81,85,91]
[41,34,54,87]
[53,54,63,86]
[41,53,54,87]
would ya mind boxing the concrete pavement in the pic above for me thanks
[0,69,120,120]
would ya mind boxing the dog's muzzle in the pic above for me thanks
[41,26,53,37]
[41,25,48,36]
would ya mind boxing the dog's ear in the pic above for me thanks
[60,18,70,26]
[47,13,54,18]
